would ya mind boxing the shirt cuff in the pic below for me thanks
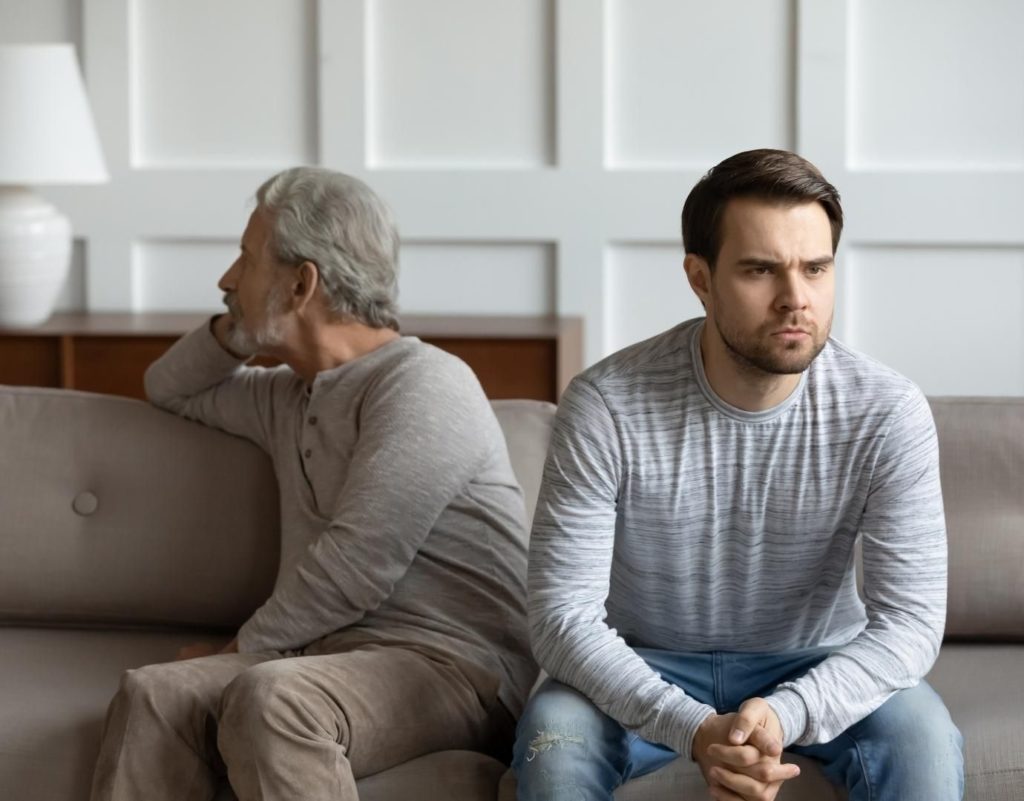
[648,689,717,761]
[765,688,809,748]
[235,619,263,653]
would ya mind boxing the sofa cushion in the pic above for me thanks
[0,627,217,801]
[356,750,508,801]
[4,628,512,801]
[491,399,557,530]
[0,387,279,628]
[928,643,1024,799]
[496,749,841,801]
[214,751,507,801]
[930,398,1024,640]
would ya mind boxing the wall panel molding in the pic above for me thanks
[6,0,1022,393]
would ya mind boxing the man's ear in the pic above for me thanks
[684,253,711,310]
[292,260,320,313]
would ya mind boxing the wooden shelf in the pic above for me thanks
[0,313,582,403]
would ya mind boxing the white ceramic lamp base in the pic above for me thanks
[0,186,72,328]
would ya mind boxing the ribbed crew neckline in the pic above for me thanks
[689,320,808,423]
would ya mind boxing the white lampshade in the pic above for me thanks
[0,44,108,184]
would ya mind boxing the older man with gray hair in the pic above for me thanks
[90,167,535,801]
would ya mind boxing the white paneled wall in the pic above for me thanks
[399,242,555,315]
[131,0,318,167]
[54,241,86,311]
[605,243,704,353]
[3,0,1023,394]
[131,240,236,311]
[605,0,794,167]
[845,247,1024,396]
[848,0,1024,169]
[367,0,554,167]
[0,0,79,45]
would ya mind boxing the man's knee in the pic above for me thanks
[116,663,196,718]
[513,681,630,801]
[514,681,616,769]
[219,661,342,746]
[874,683,961,744]
[857,683,964,787]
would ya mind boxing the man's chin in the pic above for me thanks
[725,338,823,376]
[764,359,814,375]
[763,341,824,374]
[225,325,258,358]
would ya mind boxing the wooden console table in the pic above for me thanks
[0,313,582,403]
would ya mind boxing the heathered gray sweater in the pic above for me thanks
[145,322,536,715]
[529,318,947,757]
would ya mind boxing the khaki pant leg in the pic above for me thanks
[90,652,278,801]
[217,644,509,801]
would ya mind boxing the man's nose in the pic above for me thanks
[218,259,240,292]
[775,272,808,312]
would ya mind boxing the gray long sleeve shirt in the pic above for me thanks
[529,318,947,758]
[144,322,536,715]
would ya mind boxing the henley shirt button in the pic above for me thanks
[308,416,318,425]
[304,449,312,458]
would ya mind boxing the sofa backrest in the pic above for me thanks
[0,387,280,629]
[0,388,558,632]
[930,398,1024,640]
[491,400,557,528]
[1,387,1019,641]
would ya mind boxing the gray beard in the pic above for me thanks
[224,288,288,356]
[226,316,285,356]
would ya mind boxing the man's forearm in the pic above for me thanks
[765,611,942,747]
[530,603,717,759]
[142,319,273,447]
[144,320,246,408]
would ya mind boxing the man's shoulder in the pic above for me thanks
[355,337,490,420]
[578,319,700,394]
[811,338,925,416]
[381,336,478,385]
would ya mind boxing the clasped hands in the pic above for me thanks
[691,698,800,801]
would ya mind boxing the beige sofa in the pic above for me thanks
[0,387,1021,800]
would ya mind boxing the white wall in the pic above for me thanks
[2,0,1023,395]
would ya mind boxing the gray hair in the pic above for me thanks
[255,167,400,330]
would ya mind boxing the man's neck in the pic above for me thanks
[699,324,801,412]
[271,320,401,384]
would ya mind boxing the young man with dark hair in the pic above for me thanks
[514,149,963,801]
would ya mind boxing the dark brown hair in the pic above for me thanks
[681,149,843,268]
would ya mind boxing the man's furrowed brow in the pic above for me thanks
[804,256,834,267]
[735,256,834,267]
[736,257,782,267]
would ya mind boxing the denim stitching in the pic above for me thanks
[841,730,874,801]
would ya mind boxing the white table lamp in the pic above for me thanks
[0,44,108,327]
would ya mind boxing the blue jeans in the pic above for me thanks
[512,647,964,800]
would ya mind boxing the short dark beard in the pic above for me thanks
[715,315,828,376]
